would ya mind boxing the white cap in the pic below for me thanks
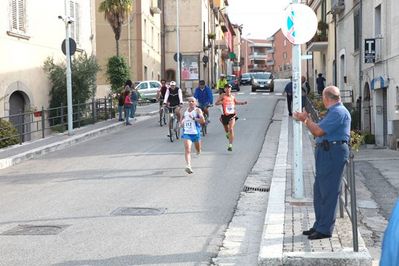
[220,74,226,77]
[170,81,176,86]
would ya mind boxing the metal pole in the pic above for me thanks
[292,0,304,199]
[65,0,73,136]
[176,0,181,87]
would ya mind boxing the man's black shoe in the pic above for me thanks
[308,231,331,240]
[302,228,315,236]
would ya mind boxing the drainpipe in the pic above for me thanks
[161,0,165,78]
[358,0,363,132]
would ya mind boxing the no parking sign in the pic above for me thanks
[281,4,317,45]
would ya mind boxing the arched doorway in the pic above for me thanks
[362,82,372,133]
[166,69,175,82]
[9,91,27,142]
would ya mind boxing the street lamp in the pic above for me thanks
[58,1,74,136]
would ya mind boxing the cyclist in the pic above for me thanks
[215,84,248,151]
[216,73,228,94]
[193,80,213,122]
[157,79,168,109]
[163,81,183,122]
[181,97,205,174]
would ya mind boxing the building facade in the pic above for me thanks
[0,0,96,136]
[95,0,162,96]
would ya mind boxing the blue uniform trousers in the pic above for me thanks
[313,143,349,235]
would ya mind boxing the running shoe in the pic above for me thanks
[185,166,194,174]
[227,144,233,151]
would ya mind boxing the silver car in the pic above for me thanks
[251,72,274,92]
[135,80,162,102]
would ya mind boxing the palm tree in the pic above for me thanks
[98,0,133,56]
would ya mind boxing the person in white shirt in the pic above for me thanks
[180,97,205,174]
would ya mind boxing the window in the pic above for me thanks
[151,26,154,48]
[9,0,27,36]
[144,66,148,80]
[353,8,360,51]
[70,1,80,44]
[375,5,381,36]
[144,19,147,42]
[283,52,287,59]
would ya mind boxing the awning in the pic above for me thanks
[306,41,328,52]
[371,76,387,90]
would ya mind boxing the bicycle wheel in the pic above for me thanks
[163,110,167,125]
[159,109,164,127]
[175,120,180,139]
[169,116,175,142]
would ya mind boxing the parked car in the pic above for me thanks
[251,72,274,92]
[227,74,240,91]
[240,72,252,85]
[134,80,162,102]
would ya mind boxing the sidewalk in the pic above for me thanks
[0,103,158,170]
[258,112,373,265]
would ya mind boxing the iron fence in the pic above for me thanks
[0,97,114,145]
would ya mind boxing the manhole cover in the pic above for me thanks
[111,207,167,216]
[243,185,269,192]
[1,224,70,235]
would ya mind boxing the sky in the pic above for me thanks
[227,0,291,39]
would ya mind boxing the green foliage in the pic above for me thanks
[98,0,133,56]
[0,119,19,148]
[106,56,130,93]
[43,53,100,125]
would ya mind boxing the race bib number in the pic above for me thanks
[225,103,235,114]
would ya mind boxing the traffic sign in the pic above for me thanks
[281,4,317,45]
[364,38,376,63]
[61,38,77,56]
[173,53,183,62]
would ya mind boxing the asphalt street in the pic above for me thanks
[0,87,281,265]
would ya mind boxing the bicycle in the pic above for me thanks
[166,106,180,142]
[199,104,212,136]
[159,104,167,126]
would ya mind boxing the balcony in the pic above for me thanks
[249,52,268,60]
[266,60,275,66]
[306,33,328,52]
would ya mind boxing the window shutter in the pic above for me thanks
[18,0,25,32]
[11,0,17,30]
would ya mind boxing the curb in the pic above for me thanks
[0,111,158,170]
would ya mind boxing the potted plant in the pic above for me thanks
[207,33,216,40]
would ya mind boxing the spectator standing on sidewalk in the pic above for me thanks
[284,79,293,116]
[130,85,139,119]
[124,90,132,125]
[293,86,351,240]
[117,90,125,121]
[316,73,326,95]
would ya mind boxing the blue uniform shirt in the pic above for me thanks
[316,102,351,144]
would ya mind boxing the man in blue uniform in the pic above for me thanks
[293,86,351,240]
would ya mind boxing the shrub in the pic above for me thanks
[106,56,130,93]
[0,119,19,148]
[43,53,100,125]
[350,130,364,152]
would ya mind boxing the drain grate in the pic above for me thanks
[111,207,167,216]
[1,224,70,235]
[243,185,269,192]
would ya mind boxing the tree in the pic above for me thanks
[98,0,133,56]
[106,56,130,93]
